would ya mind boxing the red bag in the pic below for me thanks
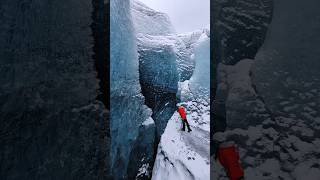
[218,145,244,180]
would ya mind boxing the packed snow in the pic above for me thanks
[152,83,210,180]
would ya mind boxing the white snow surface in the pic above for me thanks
[152,81,210,180]
[142,117,155,126]
[212,60,320,180]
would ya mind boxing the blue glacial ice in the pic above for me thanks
[189,34,210,99]
[110,0,155,179]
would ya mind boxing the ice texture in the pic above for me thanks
[137,34,179,137]
[110,0,154,179]
[0,0,110,179]
[212,0,273,65]
[252,0,320,178]
[132,2,212,179]
[132,0,175,36]
[133,0,195,82]
[133,1,186,140]
[212,0,320,179]
[189,34,210,99]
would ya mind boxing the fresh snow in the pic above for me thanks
[152,84,210,180]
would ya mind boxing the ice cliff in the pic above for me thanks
[0,0,110,179]
[131,0,175,36]
[132,0,195,82]
[131,2,212,179]
[136,34,179,137]
[189,34,210,99]
[110,0,155,179]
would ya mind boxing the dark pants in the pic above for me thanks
[212,100,227,156]
[182,119,192,131]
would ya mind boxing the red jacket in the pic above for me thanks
[177,106,187,120]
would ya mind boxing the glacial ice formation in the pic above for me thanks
[189,34,210,99]
[131,2,212,179]
[0,0,110,179]
[132,1,195,82]
[137,34,179,137]
[152,31,211,180]
[110,0,155,179]
[131,0,175,36]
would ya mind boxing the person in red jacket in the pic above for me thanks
[177,106,192,132]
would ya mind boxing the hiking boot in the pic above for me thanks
[217,145,244,180]
[188,129,192,132]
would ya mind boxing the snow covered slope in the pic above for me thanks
[152,32,210,180]
[152,86,210,180]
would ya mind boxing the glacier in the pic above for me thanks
[212,0,320,179]
[110,0,155,179]
[131,0,175,36]
[0,0,110,179]
[152,31,210,180]
[132,0,196,82]
[131,1,211,179]
[136,34,179,137]
[189,34,210,99]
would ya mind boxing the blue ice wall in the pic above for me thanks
[110,0,154,179]
[190,34,210,99]
[137,35,179,137]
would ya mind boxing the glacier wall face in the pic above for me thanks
[212,0,273,65]
[132,1,180,139]
[137,35,179,137]
[132,0,175,36]
[110,0,155,179]
[0,0,110,179]
[132,1,194,82]
[189,34,210,99]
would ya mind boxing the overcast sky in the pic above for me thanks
[138,0,210,33]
